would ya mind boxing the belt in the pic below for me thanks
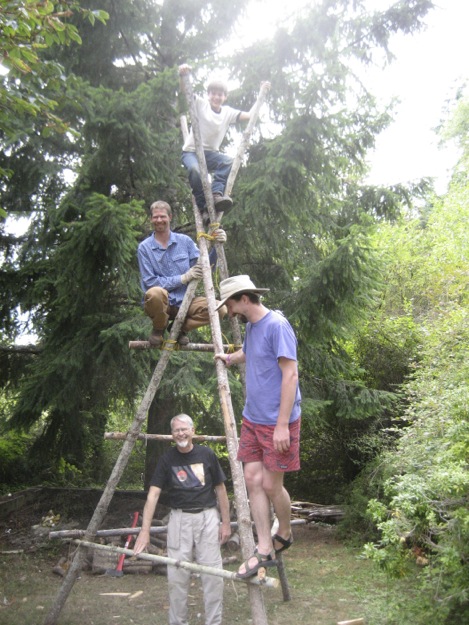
[177,507,213,514]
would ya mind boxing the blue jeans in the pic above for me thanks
[181,150,233,209]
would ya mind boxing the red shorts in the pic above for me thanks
[237,417,301,472]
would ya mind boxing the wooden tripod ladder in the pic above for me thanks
[44,72,281,625]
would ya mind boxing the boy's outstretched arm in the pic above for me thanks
[238,80,271,121]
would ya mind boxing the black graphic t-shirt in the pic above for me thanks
[150,444,226,510]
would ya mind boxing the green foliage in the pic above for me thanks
[352,313,422,391]
[364,311,469,622]
[100,400,147,489]
[7,194,146,471]
[1,0,438,488]
[0,1,108,153]
[351,126,469,621]
[373,178,469,321]
[0,429,31,486]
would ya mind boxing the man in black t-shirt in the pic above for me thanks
[134,414,231,625]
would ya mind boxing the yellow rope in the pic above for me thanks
[196,223,221,242]
[162,339,179,351]
[221,334,242,353]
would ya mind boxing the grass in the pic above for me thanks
[0,524,426,625]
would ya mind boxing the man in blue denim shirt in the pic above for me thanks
[137,200,227,346]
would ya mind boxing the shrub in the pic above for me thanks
[364,310,469,623]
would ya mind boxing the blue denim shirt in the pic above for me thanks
[137,231,199,307]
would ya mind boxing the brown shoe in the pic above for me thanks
[178,332,190,346]
[148,329,164,347]
[213,193,233,214]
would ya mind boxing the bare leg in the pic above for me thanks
[263,469,292,548]
[238,462,288,575]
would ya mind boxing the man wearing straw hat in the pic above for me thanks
[215,275,301,579]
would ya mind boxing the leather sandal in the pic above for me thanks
[272,533,293,554]
[236,550,277,579]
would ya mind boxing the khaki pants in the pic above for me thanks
[167,508,223,625]
[144,287,226,333]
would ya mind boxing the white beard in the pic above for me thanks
[176,439,189,449]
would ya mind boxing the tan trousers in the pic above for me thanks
[167,508,223,625]
[144,287,226,333]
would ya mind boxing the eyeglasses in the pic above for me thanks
[172,427,191,434]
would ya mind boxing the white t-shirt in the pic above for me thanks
[183,95,241,152]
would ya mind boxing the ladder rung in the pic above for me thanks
[128,340,241,351]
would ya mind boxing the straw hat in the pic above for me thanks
[216,275,269,310]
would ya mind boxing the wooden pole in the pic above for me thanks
[180,82,270,386]
[276,555,291,602]
[104,432,226,442]
[50,526,167,539]
[224,81,270,196]
[180,70,269,625]
[49,518,307,540]
[209,83,270,375]
[44,283,199,625]
[75,540,279,588]
[128,340,240,351]
[46,75,270,625]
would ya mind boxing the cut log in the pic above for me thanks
[123,562,153,575]
[291,501,345,523]
[226,532,240,553]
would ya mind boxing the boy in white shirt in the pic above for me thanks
[179,64,253,224]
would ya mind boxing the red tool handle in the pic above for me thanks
[116,511,140,572]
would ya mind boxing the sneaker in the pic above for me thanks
[178,333,190,346]
[213,193,233,214]
[148,329,164,347]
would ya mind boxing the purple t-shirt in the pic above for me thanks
[243,310,301,425]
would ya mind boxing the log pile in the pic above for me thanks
[291,501,345,524]
[49,501,345,576]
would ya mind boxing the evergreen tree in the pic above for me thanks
[1,0,436,485]
[363,175,469,624]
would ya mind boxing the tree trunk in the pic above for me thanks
[144,394,173,489]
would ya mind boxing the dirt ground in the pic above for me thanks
[0,489,419,625]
